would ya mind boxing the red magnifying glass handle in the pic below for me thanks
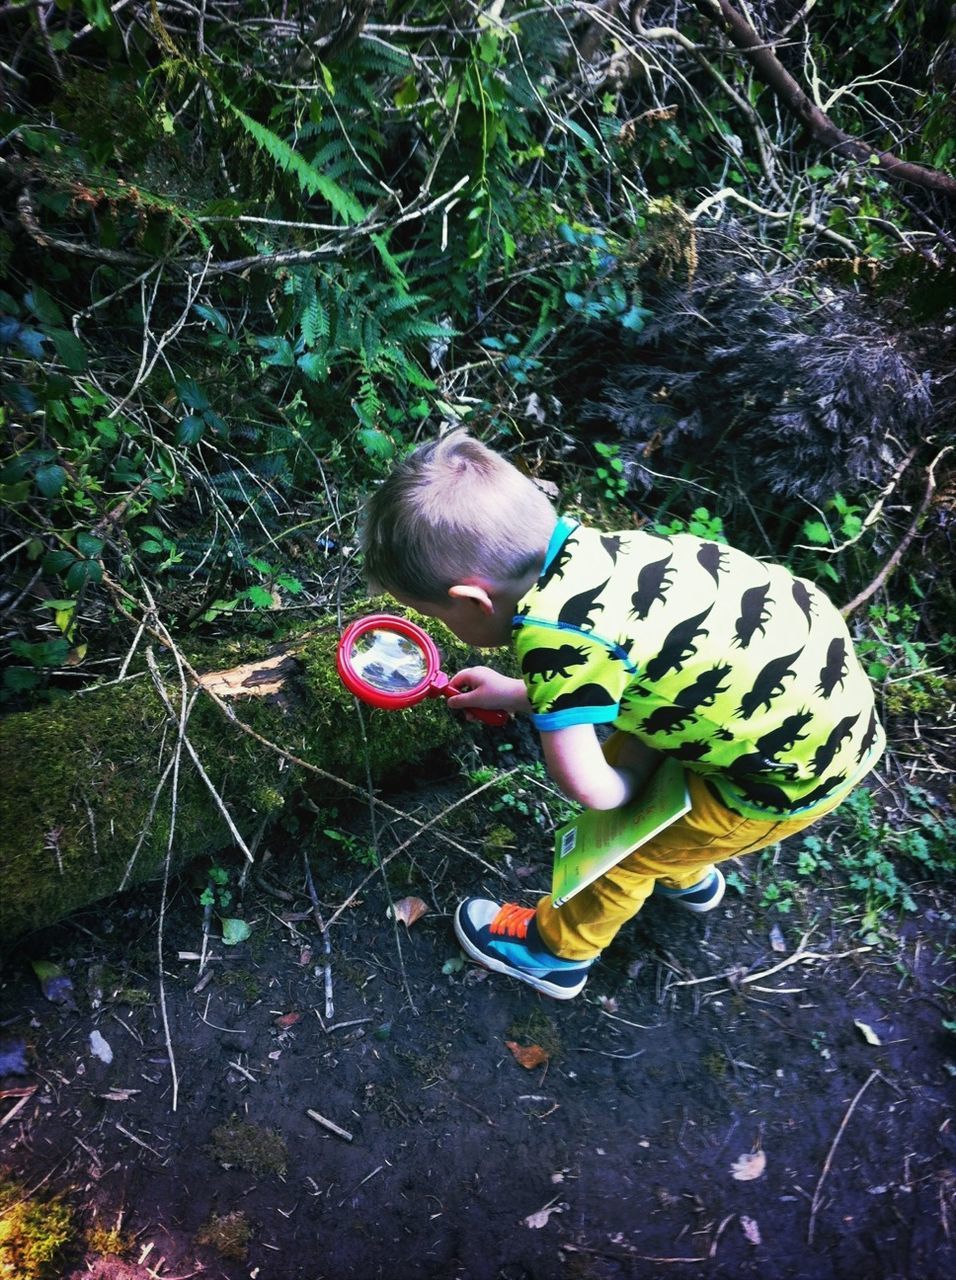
[466,706,510,727]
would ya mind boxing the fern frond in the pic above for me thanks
[225,99,367,225]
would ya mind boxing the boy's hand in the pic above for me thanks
[447,667,531,717]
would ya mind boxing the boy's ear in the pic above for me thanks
[448,583,496,615]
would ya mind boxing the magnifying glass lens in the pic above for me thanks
[348,628,428,694]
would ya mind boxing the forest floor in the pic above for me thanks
[1,736,954,1280]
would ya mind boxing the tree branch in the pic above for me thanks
[694,0,956,198]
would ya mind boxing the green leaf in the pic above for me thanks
[42,548,76,575]
[176,379,210,411]
[10,637,70,667]
[244,584,274,608]
[79,0,113,30]
[802,520,831,545]
[24,286,64,326]
[93,417,119,443]
[65,559,102,590]
[49,328,88,372]
[0,480,31,504]
[193,303,228,333]
[394,74,419,108]
[177,415,205,446]
[370,233,409,287]
[256,336,295,367]
[297,352,327,381]
[35,464,67,497]
[4,667,40,692]
[221,918,252,946]
[75,531,104,558]
[356,427,395,460]
[563,119,598,152]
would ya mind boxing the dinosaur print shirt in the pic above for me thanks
[512,517,884,819]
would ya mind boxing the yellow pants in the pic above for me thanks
[536,739,852,961]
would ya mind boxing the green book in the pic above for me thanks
[551,757,692,908]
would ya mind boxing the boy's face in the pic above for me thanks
[392,587,513,649]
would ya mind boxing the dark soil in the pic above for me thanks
[2,756,954,1280]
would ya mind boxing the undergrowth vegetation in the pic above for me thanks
[1,2,953,931]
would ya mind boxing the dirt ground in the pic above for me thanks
[1,744,954,1280]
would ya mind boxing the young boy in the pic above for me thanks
[360,430,885,999]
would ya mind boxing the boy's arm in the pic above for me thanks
[540,724,637,811]
[446,667,532,715]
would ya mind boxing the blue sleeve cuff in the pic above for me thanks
[532,706,620,732]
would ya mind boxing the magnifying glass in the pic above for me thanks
[336,614,508,726]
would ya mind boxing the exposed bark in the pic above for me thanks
[695,0,956,198]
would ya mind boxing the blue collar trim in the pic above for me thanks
[540,515,580,577]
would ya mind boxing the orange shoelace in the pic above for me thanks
[489,903,536,939]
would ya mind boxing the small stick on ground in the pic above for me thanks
[808,1069,881,1243]
[307,1108,353,1142]
[302,849,334,1020]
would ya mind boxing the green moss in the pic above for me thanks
[0,1182,74,1280]
[208,1117,287,1176]
[0,609,477,944]
[195,1210,251,1261]
[85,1224,133,1258]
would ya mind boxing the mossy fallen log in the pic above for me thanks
[0,618,470,946]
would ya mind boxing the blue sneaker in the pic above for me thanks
[453,899,593,999]
[654,866,726,913]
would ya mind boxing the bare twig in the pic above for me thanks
[307,1108,353,1142]
[808,1070,881,1243]
[302,849,334,1021]
[842,446,952,618]
[147,647,255,864]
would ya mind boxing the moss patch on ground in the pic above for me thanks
[0,1181,74,1280]
[208,1117,288,1177]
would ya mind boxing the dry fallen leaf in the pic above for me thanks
[599,995,619,1013]
[275,1012,301,1029]
[769,923,787,953]
[523,1202,564,1229]
[390,896,429,927]
[506,1041,550,1070]
[740,1214,762,1245]
[854,1019,882,1046]
[730,1150,767,1181]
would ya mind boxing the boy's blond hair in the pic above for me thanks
[360,429,557,602]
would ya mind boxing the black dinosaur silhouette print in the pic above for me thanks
[640,704,699,735]
[735,648,804,719]
[629,554,676,621]
[727,709,815,777]
[674,663,733,710]
[537,535,578,591]
[644,606,714,682]
[600,534,627,564]
[521,644,589,682]
[545,684,618,713]
[815,637,849,698]
[792,580,815,627]
[697,543,728,585]
[558,578,609,628]
[732,583,774,649]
